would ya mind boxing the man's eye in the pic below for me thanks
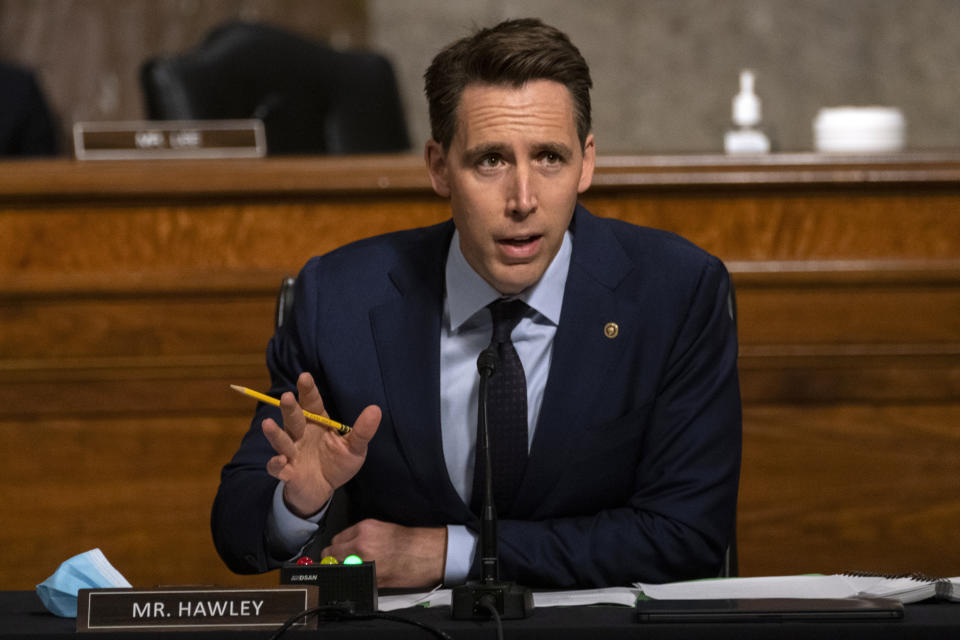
[541,152,563,164]
[478,155,502,168]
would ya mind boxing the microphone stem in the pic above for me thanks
[477,370,498,584]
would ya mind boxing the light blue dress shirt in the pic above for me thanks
[440,229,570,582]
[268,229,572,585]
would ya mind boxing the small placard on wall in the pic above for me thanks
[73,120,266,160]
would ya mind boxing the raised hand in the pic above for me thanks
[261,372,381,517]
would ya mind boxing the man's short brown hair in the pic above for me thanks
[424,18,593,150]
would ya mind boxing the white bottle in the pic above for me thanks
[724,70,770,154]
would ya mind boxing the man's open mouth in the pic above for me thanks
[501,235,539,245]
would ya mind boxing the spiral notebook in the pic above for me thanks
[636,573,960,604]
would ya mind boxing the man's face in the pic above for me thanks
[426,80,595,295]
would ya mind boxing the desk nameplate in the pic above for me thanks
[76,586,317,632]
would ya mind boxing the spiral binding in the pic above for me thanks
[842,570,942,582]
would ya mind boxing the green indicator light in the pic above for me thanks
[343,554,363,565]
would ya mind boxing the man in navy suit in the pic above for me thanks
[212,18,740,589]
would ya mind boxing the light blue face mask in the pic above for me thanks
[36,548,131,617]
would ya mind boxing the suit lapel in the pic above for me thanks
[513,207,635,515]
[369,222,463,507]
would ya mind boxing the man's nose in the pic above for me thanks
[507,165,538,217]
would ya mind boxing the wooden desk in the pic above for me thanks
[1,153,958,588]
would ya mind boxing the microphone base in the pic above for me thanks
[451,581,534,620]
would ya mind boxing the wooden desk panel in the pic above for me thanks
[740,404,960,577]
[1,414,278,589]
[1,154,958,588]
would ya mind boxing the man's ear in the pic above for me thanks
[577,133,596,194]
[425,139,451,198]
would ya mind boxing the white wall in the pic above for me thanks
[369,0,960,153]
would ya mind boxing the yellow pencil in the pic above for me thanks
[229,384,351,435]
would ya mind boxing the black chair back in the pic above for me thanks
[141,21,410,155]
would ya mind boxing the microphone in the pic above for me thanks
[477,345,497,378]
[451,347,533,620]
[475,346,498,584]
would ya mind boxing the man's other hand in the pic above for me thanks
[322,520,447,588]
[262,372,381,517]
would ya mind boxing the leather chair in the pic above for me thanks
[720,530,738,578]
[275,276,296,329]
[720,282,740,578]
[141,21,410,155]
[0,61,58,157]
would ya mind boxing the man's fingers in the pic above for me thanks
[296,372,328,416]
[329,521,363,546]
[322,521,370,560]
[265,454,289,479]
[262,418,297,459]
[345,405,381,454]
[278,392,306,441]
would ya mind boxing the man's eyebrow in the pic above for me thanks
[533,141,574,158]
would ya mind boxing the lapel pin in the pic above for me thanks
[603,322,619,339]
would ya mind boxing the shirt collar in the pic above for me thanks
[445,229,572,331]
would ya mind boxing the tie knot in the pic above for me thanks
[488,298,527,344]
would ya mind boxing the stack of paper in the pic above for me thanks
[636,574,960,604]
[936,579,960,602]
[378,586,639,612]
[375,575,960,612]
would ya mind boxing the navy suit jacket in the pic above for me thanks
[212,205,741,587]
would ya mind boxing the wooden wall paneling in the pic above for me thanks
[1,414,278,589]
[0,201,448,278]
[733,264,960,402]
[739,404,960,577]
[579,190,960,262]
[739,280,960,345]
[1,153,959,587]
[0,295,274,360]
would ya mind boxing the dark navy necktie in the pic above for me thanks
[471,298,529,517]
